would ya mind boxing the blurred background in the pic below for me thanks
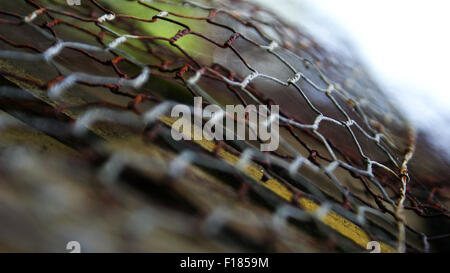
[0,0,448,252]
[257,0,450,156]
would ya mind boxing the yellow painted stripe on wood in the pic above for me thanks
[159,116,395,252]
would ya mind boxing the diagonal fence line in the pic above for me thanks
[0,0,448,252]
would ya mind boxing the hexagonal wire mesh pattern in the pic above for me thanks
[0,0,448,252]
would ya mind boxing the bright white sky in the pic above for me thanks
[255,0,450,152]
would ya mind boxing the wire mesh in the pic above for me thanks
[0,0,448,252]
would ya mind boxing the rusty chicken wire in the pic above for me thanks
[0,0,448,252]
